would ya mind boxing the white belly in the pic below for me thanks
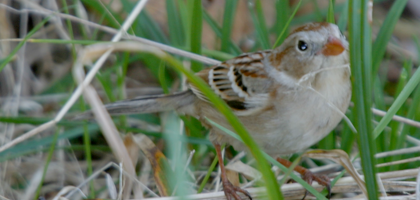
[202,68,351,157]
[215,75,351,156]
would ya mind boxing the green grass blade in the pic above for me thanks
[202,48,235,61]
[360,0,378,198]
[0,116,82,126]
[81,0,122,28]
[311,0,324,22]
[27,39,100,45]
[80,101,95,198]
[389,63,409,151]
[0,124,100,162]
[373,75,387,155]
[318,131,335,150]
[221,0,238,53]
[189,0,203,72]
[371,0,408,78]
[340,111,355,154]
[373,63,420,138]
[0,17,49,71]
[138,10,170,44]
[122,127,212,146]
[166,0,185,47]
[373,76,386,113]
[158,61,170,94]
[116,53,129,127]
[0,145,110,163]
[274,0,290,45]
[95,72,115,102]
[176,0,190,40]
[272,0,303,48]
[60,0,76,58]
[337,0,349,31]
[34,128,60,200]
[391,73,420,170]
[161,111,188,196]
[197,148,222,193]
[349,1,378,199]
[327,0,336,23]
[139,55,174,89]
[202,11,242,55]
[248,0,270,49]
[292,2,348,26]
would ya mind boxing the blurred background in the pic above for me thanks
[0,0,419,199]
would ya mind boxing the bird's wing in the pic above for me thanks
[190,51,274,115]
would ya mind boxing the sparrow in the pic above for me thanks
[79,22,351,199]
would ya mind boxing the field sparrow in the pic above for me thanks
[81,22,350,199]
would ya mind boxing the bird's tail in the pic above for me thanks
[72,90,196,120]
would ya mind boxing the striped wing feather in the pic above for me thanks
[191,51,273,115]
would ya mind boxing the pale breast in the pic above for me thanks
[253,69,351,156]
[197,67,351,157]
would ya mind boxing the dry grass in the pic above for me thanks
[0,0,419,200]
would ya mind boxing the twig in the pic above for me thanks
[376,145,420,158]
[0,3,220,66]
[371,107,420,128]
[63,162,157,199]
[377,156,420,168]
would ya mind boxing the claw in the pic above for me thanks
[214,143,252,200]
[222,180,252,200]
[301,190,308,200]
[302,170,331,199]
[276,157,332,199]
[326,184,331,199]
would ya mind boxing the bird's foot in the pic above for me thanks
[222,180,252,200]
[276,157,331,199]
[301,170,331,199]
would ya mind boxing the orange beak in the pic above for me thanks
[322,36,345,56]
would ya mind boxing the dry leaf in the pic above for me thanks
[304,149,368,197]
[124,134,140,168]
[226,160,261,181]
[226,169,240,187]
[132,134,174,196]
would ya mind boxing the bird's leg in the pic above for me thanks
[214,143,252,200]
[276,157,331,199]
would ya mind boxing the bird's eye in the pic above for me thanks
[297,40,308,51]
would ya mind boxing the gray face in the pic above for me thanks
[266,23,349,88]
[289,23,347,60]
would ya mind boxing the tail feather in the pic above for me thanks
[72,90,196,120]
